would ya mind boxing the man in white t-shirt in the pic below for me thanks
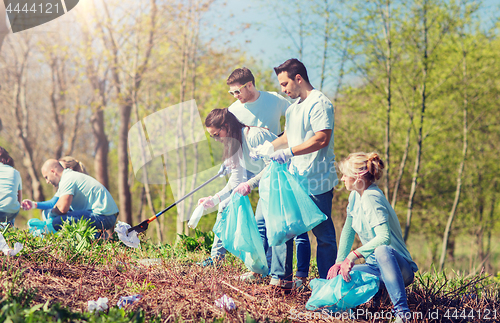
[227,67,289,136]
[40,159,118,232]
[266,58,338,289]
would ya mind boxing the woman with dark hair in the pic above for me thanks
[22,156,88,220]
[0,147,22,227]
[198,108,276,281]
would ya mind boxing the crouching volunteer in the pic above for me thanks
[22,156,88,220]
[0,147,22,227]
[197,108,276,281]
[245,58,338,290]
[327,152,418,323]
[39,159,119,234]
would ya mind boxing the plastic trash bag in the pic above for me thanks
[0,233,23,256]
[215,294,236,311]
[306,271,380,312]
[213,193,268,276]
[115,221,140,248]
[117,294,142,308]
[88,297,108,312]
[259,161,327,246]
[28,218,56,237]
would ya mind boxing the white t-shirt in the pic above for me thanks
[57,169,119,216]
[285,89,337,195]
[228,91,289,135]
[0,163,22,214]
[347,185,418,272]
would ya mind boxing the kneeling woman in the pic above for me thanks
[327,152,418,322]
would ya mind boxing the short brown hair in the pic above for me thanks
[274,58,310,84]
[226,67,255,86]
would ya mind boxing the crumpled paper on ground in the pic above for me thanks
[115,221,140,248]
[88,297,108,312]
[117,294,142,308]
[0,233,23,256]
[215,294,236,311]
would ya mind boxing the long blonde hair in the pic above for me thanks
[59,156,88,174]
[339,152,385,184]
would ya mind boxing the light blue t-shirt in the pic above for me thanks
[228,91,289,135]
[285,89,337,195]
[347,184,418,272]
[57,169,119,216]
[0,163,22,213]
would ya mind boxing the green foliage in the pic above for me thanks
[178,228,214,254]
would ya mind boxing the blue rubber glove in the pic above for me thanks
[269,148,294,164]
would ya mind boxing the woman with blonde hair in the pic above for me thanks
[0,147,22,227]
[22,156,87,218]
[327,152,418,323]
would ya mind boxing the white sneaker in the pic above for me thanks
[237,272,261,283]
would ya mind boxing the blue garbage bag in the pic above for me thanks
[28,218,56,237]
[213,193,268,276]
[259,161,327,246]
[306,271,380,312]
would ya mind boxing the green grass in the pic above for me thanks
[1,221,500,322]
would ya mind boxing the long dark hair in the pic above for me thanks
[0,146,14,167]
[205,108,247,164]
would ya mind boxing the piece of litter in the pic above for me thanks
[215,294,236,311]
[0,233,23,256]
[117,294,142,308]
[115,221,141,248]
[87,297,108,312]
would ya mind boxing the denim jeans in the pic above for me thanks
[50,209,118,231]
[270,189,336,281]
[0,210,18,226]
[352,245,415,317]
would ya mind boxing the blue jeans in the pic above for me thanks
[0,210,18,226]
[270,189,336,281]
[352,245,415,317]
[50,210,118,231]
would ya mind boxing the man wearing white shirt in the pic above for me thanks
[267,58,338,288]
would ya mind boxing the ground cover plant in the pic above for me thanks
[0,222,499,322]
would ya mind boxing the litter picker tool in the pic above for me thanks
[128,165,229,234]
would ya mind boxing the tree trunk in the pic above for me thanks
[404,2,429,242]
[118,101,133,224]
[382,0,392,199]
[12,45,45,201]
[438,44,468,271]
[391,112,413,208]
[91,107,109,188]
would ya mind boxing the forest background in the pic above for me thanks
[0,0,499,276]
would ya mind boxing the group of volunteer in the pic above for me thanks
[0,57,417,322]
[196,58,417,322]
[0,150,118,235]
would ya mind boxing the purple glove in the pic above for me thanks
[340,257,355,282]
[22,199,36,211]
[269,147,294,164]
[327,263,342,279]
[198,195,220,210]
[234,182,251,196]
